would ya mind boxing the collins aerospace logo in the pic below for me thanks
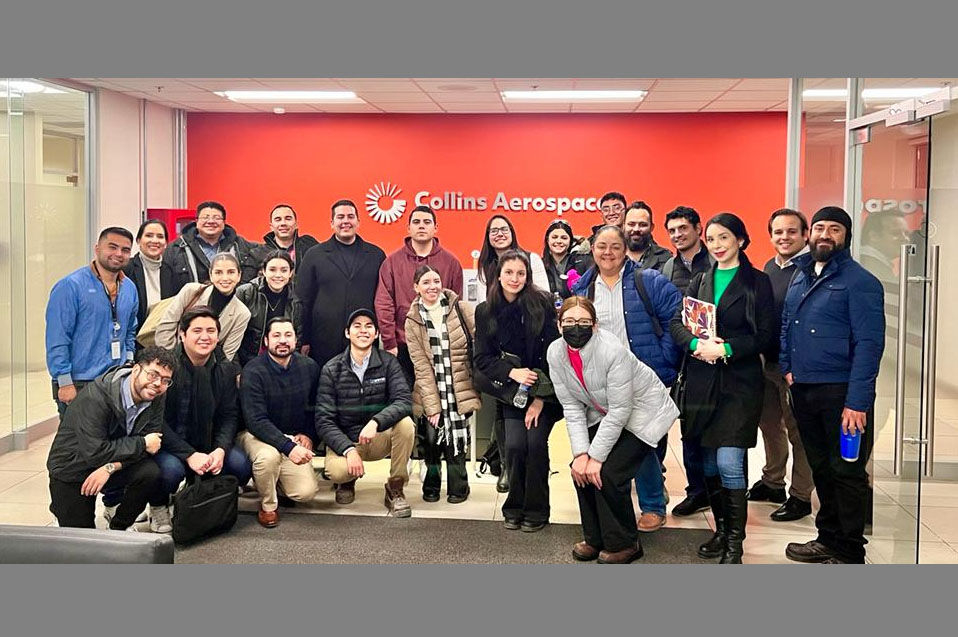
[365,182,407,224]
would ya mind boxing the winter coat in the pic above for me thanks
[263,231,319,273]
[779,249,885,412]
[297,235,386,369]
[669,263,776,448]
[234,277,304,366]
[543,249,591,299]
[548,329,678,461]
[124,254,177,330]
[164,222,266,293]
[47,367,165,482]
[375,237,464,350]
[572,258,683,386]
[314,347,413,456]
[404,290,481,419]
[153,283,251,362]
[663,242,713,294]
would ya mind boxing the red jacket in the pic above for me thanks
[375,237,463,349]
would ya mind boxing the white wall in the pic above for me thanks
[96,88,177,233]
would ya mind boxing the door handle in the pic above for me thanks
[894,244,916,476]
[921,245,940,477]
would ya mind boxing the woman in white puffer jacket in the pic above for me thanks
[547,296,678,564]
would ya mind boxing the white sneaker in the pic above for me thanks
[136,510,148,523]
[102,504,118,527]
[149,504,173,534]
[124,524,140,532]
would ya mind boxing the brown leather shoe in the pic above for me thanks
[335,480,356,505]
[638,512,666,533]
[385,477,412,518]
[257,508,279,528]
[572,541,601,561]
[597,543,644,564]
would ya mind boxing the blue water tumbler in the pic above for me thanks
[840,428,861,462]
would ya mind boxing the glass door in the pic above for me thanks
[852,112,932,563]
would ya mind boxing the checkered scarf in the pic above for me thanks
[418,295,470,456]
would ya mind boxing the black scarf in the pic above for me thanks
[176,347,217,451]
[208,287,234,316]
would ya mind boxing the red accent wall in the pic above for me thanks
[187,112,787,267]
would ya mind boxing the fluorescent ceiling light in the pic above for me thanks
[501,90,646,102]
[0,80,66,95]
[803,87,939,101]
[215,90,363,103]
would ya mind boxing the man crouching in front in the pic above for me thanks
[315,309,416,517]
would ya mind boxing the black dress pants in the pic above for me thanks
[790,382,873,563]
[49,458,161,530]
[501,403,558,524]
[417,414,469,497]
[576,427,651,552]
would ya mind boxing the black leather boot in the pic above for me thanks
[697,475,726,559]
[493,408,509,493]
[720,488,748,564]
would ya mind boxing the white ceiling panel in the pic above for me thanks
[180,79,271,89]
[416,79,498,92]
[440,103,507,112]
[494,78,577,90]
[654,78,739,91]
[702,102,777,110]
[314,103,383,112]
[637,101,710,110]
[433,92,503,103]
[338,79,422,92]
[246,104,322,113]
[570,104,637,112]
[191,103,258,112]
[572,78,657,90]
[106,78,199,91]
[733,78,789,90]
[359,91,433,103]
[505,104,572,112]
[375,103,444,112]
[643,91,721,102]
[720,90,788,101]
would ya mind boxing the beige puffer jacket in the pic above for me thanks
[404,290,481,419]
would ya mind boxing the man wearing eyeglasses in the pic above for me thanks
[572,191,629,269]
[165,200,266,293]
[46,346,176,531]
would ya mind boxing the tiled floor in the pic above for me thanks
[3,420,957,563]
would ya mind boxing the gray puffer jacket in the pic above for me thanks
[547,329,678,462]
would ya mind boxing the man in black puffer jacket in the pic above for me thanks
[315,309,415,517]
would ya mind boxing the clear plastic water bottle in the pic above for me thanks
[513,383,531,409]
[553,292,563,310]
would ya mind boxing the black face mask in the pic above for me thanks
[562,325,593,349]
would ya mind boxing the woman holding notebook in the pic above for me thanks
[669,212,776,564]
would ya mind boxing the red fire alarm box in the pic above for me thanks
[145,209,195,242]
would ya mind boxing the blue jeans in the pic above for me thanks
[703,446,748,490]
[634,452,666,515]
[149,448,252,506]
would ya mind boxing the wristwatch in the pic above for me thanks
[104,462,117,475]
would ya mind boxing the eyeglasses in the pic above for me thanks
[489,227,511,236]
[600,204,625,213]
[560,319,595,328]
[198,215,224,223]
[143,369,174,387]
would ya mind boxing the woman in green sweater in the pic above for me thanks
[669,212,776,563]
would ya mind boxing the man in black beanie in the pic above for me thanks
[779,206,885,564]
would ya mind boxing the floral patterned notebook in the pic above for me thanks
[682,296,717,340]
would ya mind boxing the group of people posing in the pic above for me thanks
[43,191,884,565]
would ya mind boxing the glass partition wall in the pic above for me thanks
[1,79,90,449]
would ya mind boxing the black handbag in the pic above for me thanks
[172,473,239,545]
[472,351,523,405]
[670,352,689,422]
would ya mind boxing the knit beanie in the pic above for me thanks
[811,206,853,244]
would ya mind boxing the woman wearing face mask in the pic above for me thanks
[404,265,480,504]
[474,250,562,532]
[125,219,176,332]
[548,296,678,563]
[235,250,304,366]
[154,252,252,361]
[541,219,589,300]
[670,212,776,564]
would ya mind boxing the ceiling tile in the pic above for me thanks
[375,103,444,112]
[720,90,788,101]
[440,103,507,112]
[573,78,656,90]
[359,91,433,104]
[733,78,789,90]
[246,104,322,113]
[250,79,348,90]
[701,103,773,111]
[337,79,421,92]
[710,99,781,108]
[643,91,720,102]
[494,78,577,90]
[105,78,198,91]
[570,104,637,112]
[193,103,258,112]
[416,79,498,92]
[433,92,503,103]
[504,104,572,112]
[654,78,739,91]
[637,101,709,110]
[181,79,271,89]
[315,103,383,112]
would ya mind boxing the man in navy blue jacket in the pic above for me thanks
[780,206,885,564]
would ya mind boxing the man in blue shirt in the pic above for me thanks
[45,227,139,419]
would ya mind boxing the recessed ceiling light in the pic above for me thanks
[215,90,363,104]
[501,90,646,102]
[803,87,939,101]
[0,80,66,95]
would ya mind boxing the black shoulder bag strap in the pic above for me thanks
[633,267,664,339]
[662,257,675,282]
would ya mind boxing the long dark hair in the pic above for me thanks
[542,219,574,263]
[705,212,757,329]
[486,250,553,343]
[478,214,520,286]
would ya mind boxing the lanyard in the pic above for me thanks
[93,262,121,335]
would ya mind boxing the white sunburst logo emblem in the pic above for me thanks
[365,182,407,224]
